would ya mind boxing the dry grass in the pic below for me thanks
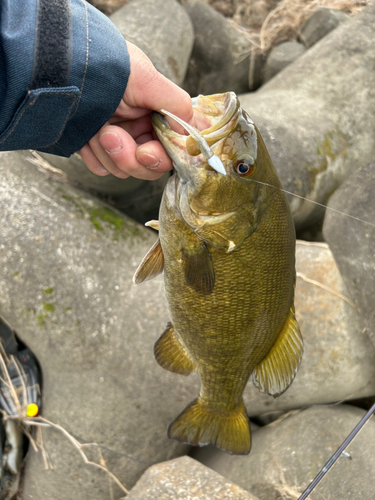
[206,0,372,56]
[27,151,70,184]
[206,0,278,29]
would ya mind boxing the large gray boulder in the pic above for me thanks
[243,242,375,415]
[300,7,350,48]
[126,456,258,499]
[40,152,147,197]
[239,2,375,228]
[39,152,169,224]
[263,41,306,83]
[182,0,250,96]
[0,150,199,500]
[111,0,194,86]
[323,161,375,346]
[196,405,375,500]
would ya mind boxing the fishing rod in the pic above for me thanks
[297,401,375,500]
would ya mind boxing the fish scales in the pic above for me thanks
[134,92,303,455]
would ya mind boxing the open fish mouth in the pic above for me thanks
[151,92,241,177]
[152,92,240,140]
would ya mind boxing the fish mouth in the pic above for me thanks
[151,92,241,180]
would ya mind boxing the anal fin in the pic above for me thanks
[182,243,215,296]
[133,239,164,284]
[252,306,303,397]
[154,323,195,375]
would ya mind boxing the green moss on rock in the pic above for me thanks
[59,187,141,240]
[43,303,55,312]
[37,314,47,327]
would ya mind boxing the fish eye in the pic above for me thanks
[234,159,255,177]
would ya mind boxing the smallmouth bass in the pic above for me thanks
[134,92,303,455]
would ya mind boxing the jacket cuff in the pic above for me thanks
[0,0,130,157]
[42,0,130,156]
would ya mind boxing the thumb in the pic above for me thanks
[124,41,193,123]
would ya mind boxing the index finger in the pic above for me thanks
[124,42,194,124]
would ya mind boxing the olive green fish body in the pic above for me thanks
[134,93,303,455]
[160,174,295,404]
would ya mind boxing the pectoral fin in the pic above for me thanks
[252,307,303,397]
[182,243,215,296]
[154,323,195,375]
[133,239,164,284]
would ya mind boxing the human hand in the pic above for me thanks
[79,41,194,180]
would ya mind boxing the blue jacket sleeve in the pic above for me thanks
[0,0,130,157]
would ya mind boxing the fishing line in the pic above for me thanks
[249,179,375,228]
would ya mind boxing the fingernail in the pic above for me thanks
[137,153,162,170]
[99,132,123,154]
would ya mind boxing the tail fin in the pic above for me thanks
[168,397,251,455]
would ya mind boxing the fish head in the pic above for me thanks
[152,92,278,252]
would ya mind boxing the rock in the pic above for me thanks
[196,405,375,500]
[182,0,250,96]
[323,161,375,345]
[251,410,286,427]
[301,8,350,48]
[110,0,194,86]
[263,41,306,83]
[242,241,375,416]
[248,53,266,91]
[38,152,169,224]
[88,0,129,16]
[0,150,200,500]
[239,2,375,228]
[126,456,258,499]
[40,152,146,197]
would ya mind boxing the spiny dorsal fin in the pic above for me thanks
[133,239,164,284]
[145,220,159,231]
[182,243,215,296]
[154,323,195,375]
[252,306,303,397]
